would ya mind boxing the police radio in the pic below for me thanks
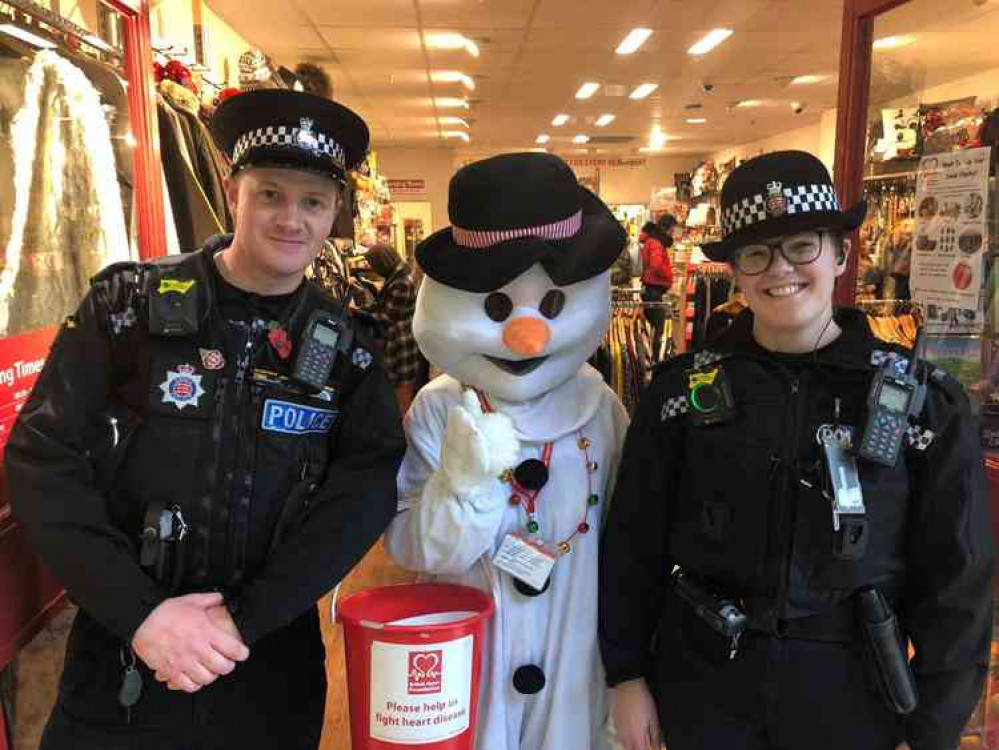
[291,290,354,393]
[686,364,737,427]
[859,329,927,467]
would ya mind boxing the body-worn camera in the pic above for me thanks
[685,364,737,426]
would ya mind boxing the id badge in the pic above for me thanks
[818,425,865,530]
[494,533,556,591]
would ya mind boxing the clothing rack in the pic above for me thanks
[863,171,918,183]
[854,298,924,316]
[612,299,673,309]
[0,0,122,59]
[688,262,731,278]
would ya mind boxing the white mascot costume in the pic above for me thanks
[386,153,630,750]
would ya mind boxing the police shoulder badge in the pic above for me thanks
[766,181,787,217]
[160,364,206,410]
[352,347,373,371]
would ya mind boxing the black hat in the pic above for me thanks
[211,89,369,182]
[703,150,866,262]
[416,152,626,293]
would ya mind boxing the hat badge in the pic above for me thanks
[298,118,319,150]
[766,180,787,217]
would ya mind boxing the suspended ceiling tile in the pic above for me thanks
[417,0,538,28]
[302,0,417,27]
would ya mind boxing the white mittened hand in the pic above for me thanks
[440,390,520,496]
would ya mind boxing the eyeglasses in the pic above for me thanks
[732,231,829,276]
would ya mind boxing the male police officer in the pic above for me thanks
[7,89,405,749]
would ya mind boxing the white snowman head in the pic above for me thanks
[413,153,626,402]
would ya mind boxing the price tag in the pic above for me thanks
[493,533,556,591]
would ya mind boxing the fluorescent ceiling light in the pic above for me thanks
[443,131,470,142]
[531,147,548,153]
[436,97,469,108]
[688,28,733,56]
[650,125,669,150]
[791,74,826,85]
[438,117,469,127]
[432,71,476,90]
[573,134,590,144]
[686,118,707,124]
[616,28,653,55]
[629,83,659,100]
[552,114,570,126]
[595,114,615,127]
[576,82,600,99]
[427,32,479,57]
[536,134,551,144]
[737,99,762,108]
[873,35,913,50]
[0,24,56,49]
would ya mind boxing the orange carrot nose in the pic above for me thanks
[502,316,552,358]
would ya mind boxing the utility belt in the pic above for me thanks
[671,570,918,715]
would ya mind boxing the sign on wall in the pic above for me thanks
[911,147,991,312]
[388,179,427,197]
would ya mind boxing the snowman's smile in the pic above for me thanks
[484,355,549,376]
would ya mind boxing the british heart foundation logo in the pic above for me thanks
[407,650,443,695]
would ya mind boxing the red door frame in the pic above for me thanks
[105,0,168,261]
[833,0,911,305]
[0,3,166,745]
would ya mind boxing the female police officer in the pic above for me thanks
[7,89,405,749]
[600,151,995,750]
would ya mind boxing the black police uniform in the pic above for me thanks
[599,308,995,750]
[6,233,405,749]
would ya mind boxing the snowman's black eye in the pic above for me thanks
[539,290,566,320]
[485,292,513,322]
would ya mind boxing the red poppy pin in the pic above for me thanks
[268,326,292,359]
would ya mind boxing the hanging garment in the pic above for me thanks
[0,51,129,336]
[158,97,224,251]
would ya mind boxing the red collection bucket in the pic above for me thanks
[338,583,495,750]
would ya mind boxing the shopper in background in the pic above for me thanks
[6,89,405,750]
[365,243,422,413]
[601,151,994,750]
[639,214,676,359]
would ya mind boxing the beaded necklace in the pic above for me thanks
[474,389,599,556]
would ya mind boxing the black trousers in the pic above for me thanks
[642,285,669,361]
[654,609,905,750]
[40,607,327,750]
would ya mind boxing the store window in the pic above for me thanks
[854,3,999,746]
[858,0,999,402]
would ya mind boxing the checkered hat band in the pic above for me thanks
[722,183,840,234]
[451,210,583,249]
[232,126,346,169]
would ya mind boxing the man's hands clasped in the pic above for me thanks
[132,592,250,693]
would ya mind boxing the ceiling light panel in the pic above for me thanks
[616,28,653,55]
[688,29,733,56]
[629,83,659,100]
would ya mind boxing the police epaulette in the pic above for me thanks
[90,260,141,287]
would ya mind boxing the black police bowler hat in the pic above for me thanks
[703,150,867,262]
[211,89,369,182]
[416,152,627,293]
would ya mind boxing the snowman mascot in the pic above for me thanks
[385,153,630,750]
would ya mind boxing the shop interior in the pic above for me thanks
[2,0,999,747]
